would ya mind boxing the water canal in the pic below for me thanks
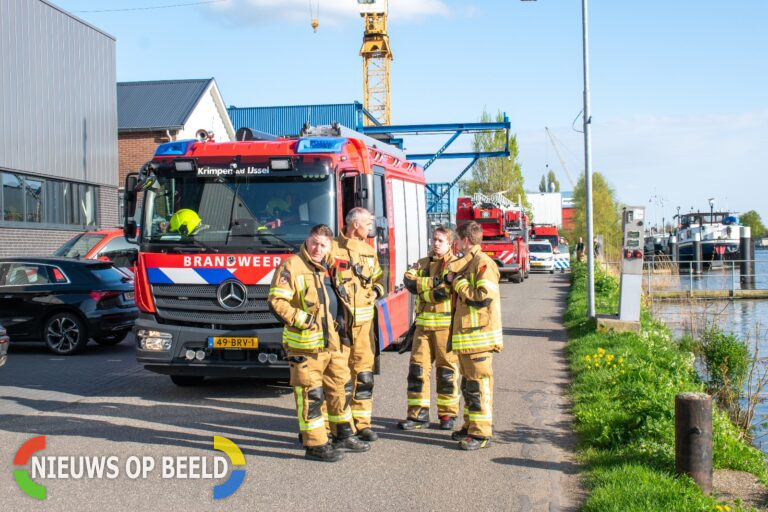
[651,249,768,449]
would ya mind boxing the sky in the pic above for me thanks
[53,0,768,229]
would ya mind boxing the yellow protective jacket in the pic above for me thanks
[268,244,339,353]
[331,233,385,326]
[403,250,457,330]
[450,245,503,354]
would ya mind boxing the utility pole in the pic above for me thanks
[582,0,595,319]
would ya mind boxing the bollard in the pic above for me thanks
[675,392,713,494]
[740,226,755,287]
[693,232,702,275]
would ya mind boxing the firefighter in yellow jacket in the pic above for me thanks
[447,221,503,450]
[268,224,371,462]
[398,226,463,431]
[331,207,385,442]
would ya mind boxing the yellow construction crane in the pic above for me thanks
[358,0,392,125]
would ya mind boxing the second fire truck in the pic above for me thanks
[456,192,530,283]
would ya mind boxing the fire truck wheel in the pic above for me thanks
[373,354,381,375]
[170,375,205,386]
[512,272,523,284]
[524,264,530,279]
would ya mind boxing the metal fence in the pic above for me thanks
[640,258,767,296]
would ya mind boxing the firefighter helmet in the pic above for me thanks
[169,209,202,236]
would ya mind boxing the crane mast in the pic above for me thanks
[358,0,392,125]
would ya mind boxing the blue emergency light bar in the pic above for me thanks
[155,140,195,156]
[295,137,347,154]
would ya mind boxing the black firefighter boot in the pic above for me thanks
[332,424,371,453]
[398,407,430,430]
[305,442,344,462]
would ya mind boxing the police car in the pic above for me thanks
[528,241,555,273]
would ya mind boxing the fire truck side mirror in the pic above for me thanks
[356,173,375,215]
[124,173,139,241]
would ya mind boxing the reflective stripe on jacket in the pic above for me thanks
[268,244,339,352]
[403,250,457,330]
[331,233,384,326]
[451,245,503,354]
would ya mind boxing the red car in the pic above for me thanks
[54,228,138,275]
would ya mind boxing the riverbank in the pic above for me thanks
[566,262,768,511]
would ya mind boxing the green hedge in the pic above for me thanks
[566,262,767,511]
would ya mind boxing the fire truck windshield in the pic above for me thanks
[141,173,335,250]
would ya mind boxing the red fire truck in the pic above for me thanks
[456,192,529,283]
[122,125,428,385]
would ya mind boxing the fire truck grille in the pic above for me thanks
[152,284,276,326]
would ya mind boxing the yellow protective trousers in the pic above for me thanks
[406,326,460,421]
[458,351,494,439]
[288,347,355,447]
[348,321,375,430]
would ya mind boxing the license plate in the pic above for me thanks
[531,262,542,267]
[124,291,134,301]
[208,337,259,349]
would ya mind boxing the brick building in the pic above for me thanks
[117,79,235,195]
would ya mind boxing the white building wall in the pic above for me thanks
[178,83,235,142]
[527,192,563,227]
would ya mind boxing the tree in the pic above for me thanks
[547,169,561,193]
[462,110,528,210]
[739,210,767,238]
[539,175,547,192]
[566,172,622,260]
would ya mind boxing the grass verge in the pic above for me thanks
[566,262,767,511]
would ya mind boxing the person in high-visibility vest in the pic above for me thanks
[268,224,371,462]
[331,207,385,442]
[446,221,503,450]
[398,226,466,431]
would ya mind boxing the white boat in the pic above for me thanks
[675,211,741,262]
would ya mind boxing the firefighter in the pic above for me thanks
[331,207,385,442]
[398,226,463,430]
[447,221,503,450]
[268,224,371,462]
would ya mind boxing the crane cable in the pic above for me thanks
[309,0,319,32]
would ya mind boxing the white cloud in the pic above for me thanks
[208,0,449,28]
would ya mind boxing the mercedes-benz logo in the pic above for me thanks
[216,280,248,310]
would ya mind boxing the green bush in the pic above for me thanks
[700,326,749,411]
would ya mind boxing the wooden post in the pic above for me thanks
[675,392,712,494]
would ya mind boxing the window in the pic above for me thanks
[0,263,50,286]
[0,171,98,228]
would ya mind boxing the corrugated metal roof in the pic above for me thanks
[227,103,365,137]
[117,79,212,131]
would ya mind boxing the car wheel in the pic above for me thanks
[524,263,530,279]
[549,269,555,274]
[170,375,205,386]
[44,312,88,355]
[94,332,129,346]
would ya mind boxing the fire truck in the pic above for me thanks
[122,125,428,385]
[456,192,530,283]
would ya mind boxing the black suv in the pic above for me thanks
[0,257,138,355]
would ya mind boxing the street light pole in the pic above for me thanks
[582,0,596,319]
[708,198,714,225]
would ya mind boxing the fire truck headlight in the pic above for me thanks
[138,330,173,351]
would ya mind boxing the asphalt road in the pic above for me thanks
[0,272,581,511]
